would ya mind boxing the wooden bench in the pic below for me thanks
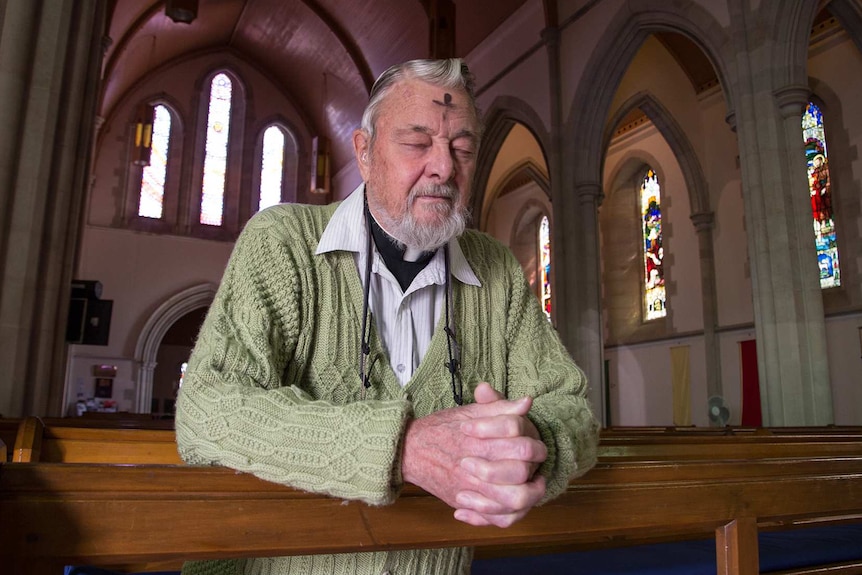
[10,417,181,464]
[1,423,860,575]
[0,418,20,462]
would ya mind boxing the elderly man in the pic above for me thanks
[175,58,598,575]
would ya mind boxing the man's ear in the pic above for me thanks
[353,130,370,181]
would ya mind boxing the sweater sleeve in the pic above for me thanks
[501,251,600,502]
[175,211,412,506]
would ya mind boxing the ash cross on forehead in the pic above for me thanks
[433,93,454,108]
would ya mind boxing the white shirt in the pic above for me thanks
[315,185,482,386]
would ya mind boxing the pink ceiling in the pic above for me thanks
[101,0,528,171]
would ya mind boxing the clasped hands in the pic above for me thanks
[401,382,547,528]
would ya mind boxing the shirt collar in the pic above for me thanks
[315,184,481,287]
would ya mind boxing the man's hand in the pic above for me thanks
[401,383,547,527]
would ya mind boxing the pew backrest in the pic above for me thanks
[12,417,182,464]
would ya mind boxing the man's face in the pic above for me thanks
[353,78,480,250]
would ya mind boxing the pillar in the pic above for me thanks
[0,0,107,416]
[727,0,833,424]
[691,211,723,419]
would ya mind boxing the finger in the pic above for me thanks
[460,456,535,485]
[473,382,504,404]
[464,435,548,463]
[456,474,546,516]
[461,413,540,440]
[454,507,529,528]
[461,396,533,430]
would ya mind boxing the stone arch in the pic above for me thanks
[565,0,732,185]
[482,159,550,230]
[829,0,862,56]
[604,91,710,215]
[473,95,549,229]
[763,0,820,89]
[133,283,216,412]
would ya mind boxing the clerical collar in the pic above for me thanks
[367,212,435,291]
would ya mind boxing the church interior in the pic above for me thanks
[2,0,862,427]
[2,1,862,572]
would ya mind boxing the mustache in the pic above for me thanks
[409,183,459,201]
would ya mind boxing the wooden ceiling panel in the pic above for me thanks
[100,0,527,175]
[316,0,427,77]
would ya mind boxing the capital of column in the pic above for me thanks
[690,211,715,233]
[575,181,604,206]
[773,84,811,119]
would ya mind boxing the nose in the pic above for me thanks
[426,141,455,182]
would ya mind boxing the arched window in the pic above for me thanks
[200,73,233,226]
[138,104,172,219]
[539,215,551,320]
[802,101,840,288]
[641,169,666,320]
[258,125,285,211]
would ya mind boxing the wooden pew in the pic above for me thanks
[2,423,861,575]
[0,418,20,461]
[11,417,181,464]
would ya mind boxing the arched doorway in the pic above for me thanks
[151,307,207,418]
[134,283,215,413]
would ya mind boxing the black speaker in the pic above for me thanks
[82,299,112,345]
[66,281,112,346]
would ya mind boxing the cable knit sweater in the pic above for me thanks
[175,200,599,575]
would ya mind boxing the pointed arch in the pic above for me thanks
[482,159,550,230]
[133,283,217,413]
[829,0,862,56]
[604,91,710,215]
[566,0,732,185]
[473,96,549,229]
[761,0,820,88]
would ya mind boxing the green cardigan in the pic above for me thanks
[175,201,599,575]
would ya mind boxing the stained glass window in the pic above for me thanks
[259,125,285,211]
[138,104,171,219]
[802,102,840,288]
[539,215,551,320]
[200,73,232,226]
[642,169,666,320]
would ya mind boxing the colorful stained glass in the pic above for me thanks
[138,104,171,219]
[258,125,285,211]
[539,215,551,320]
[802,102,840,288]
[642,169,666,320]
[200,73,232,226]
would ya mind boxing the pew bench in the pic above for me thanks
[1,421,861,575]
[10,417,181,465]
[0,418,20,461]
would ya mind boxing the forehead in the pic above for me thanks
[377,79,478,132]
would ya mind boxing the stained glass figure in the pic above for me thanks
[539,215,551,320]
[642,169,666,320]
[138,104,171,218]
[802,101,840,288]
[200,73,232,226]
[258,125,285,211]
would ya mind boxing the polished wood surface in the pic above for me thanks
[1,421,861,575]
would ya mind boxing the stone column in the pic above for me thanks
[726,2,833,425]
[0,0,107,416]
[690,211,723,420]
[570,181,605,420]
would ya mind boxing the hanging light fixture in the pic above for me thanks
[132,104,155,166]
[166,0,198,24]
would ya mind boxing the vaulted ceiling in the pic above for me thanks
[102,0,528,171]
